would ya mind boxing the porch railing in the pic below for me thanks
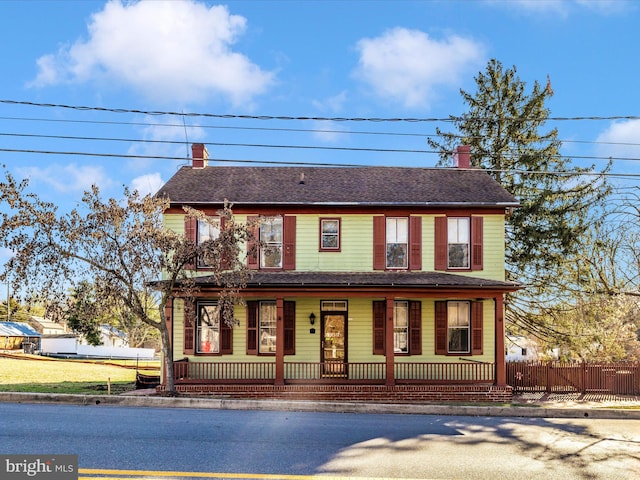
[174,361,495,385]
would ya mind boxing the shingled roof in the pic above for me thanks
[190,271,520,290]
[156,165,518,207]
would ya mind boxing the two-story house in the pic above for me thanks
[155,144,521,402]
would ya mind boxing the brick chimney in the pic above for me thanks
[191,143,209,168]
[454,145,470,168]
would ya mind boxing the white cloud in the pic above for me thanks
[353,28,484,109]
[16,164,113,193]
[29,0,275,106]
[130,173,165,196]
[595,120,640,162]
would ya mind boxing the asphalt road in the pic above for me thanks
[1,402,639,480]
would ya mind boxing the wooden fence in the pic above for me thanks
[507,361,640,395]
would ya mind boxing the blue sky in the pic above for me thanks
[0,0,638,210]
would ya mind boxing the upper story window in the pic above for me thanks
[434,216,483,271]
[447,217,470,269]
[247,215,296,270]
[386,217,408,269]
[197,217,220,268]
[373,216,422,271]
[320,218,341,251]
[260,216,283,268]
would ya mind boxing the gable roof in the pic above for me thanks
[156,166,518,207]
[0,321,41,337]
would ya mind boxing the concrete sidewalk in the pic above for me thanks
[1,390,639,420]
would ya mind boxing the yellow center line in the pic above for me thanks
[78,469,422,480]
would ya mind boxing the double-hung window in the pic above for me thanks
[373,300,421,355]
[435,300,483,356]
[393,301,409,353]
[434,216,483,271]
[197,302,220,353]
[447,218,470,269]
[447,301,470,353]
[260,216,283,268]
[258,301,277,353]
[386,217,408,269]
[320,218,340,251]
[197,217,221,268]
[246,300,296,355]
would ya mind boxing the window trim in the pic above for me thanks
[196,217,221,269]
[447,217,470,270]
[386,217,409,269]
[373,215,422,271]
[373,300,421,356]
[319,218,341,252]
[434,216,483,272]
[435,300,483,356]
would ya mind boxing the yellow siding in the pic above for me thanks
[296,215,373,271]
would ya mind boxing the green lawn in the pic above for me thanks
[0,355,160,395]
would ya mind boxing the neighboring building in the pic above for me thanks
[506,335,559,362]
[28,315,67,335]
[154,144,521,402]
[0,321,41,351]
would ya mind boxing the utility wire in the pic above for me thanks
[3,99,640,123]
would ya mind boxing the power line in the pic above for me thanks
[1,147,639,179]
[3,99,640,123]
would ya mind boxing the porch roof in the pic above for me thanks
[192,271,521,291]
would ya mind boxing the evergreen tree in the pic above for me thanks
[428,59,611,336]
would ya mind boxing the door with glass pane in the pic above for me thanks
[322,314,346,376]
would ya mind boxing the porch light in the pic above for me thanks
[309,312,316,325]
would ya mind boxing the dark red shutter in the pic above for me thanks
[373,300,386,354]
[283,301,295,354]
[283,216,296,270]
[435,301,448,355]
[373,216,386,270]
[434,216,447,270]
[409,301,422,355]
[184,216,197,270]
[183,299,195,355]
[409,216,422,270]
[246,216,259,269]
[246,301,258,354]
[471,216,483,271]
[219,217,230,271]
[220,322,233,354]
[471,301,483,355]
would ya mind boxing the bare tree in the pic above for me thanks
[0,172,255,394]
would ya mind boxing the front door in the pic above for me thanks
[322,313,346,376]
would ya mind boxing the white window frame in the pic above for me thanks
[447,217,470,269]
[393,301,409,353]
[386,217,408,269]
[320,218,340,250]
[197,217,221,267]
[260,216,283,269]
[447,301,470,354]
[259,301,277,354]
[197,302,220,354]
